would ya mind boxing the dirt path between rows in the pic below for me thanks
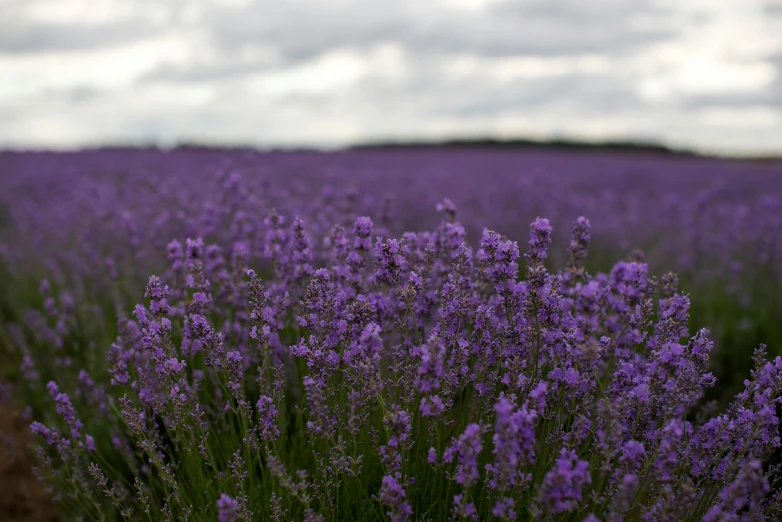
[0,402,59,521]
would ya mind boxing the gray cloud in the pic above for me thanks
[139,56,281,84]
[680,90,782,111]
[200,0,672,63]
[765,1,782,16]
[202,2,408,62]
[264,57,644,131]
[1,0,781,153]
[135,0,674,89]
[444,76,642,117]
[25,86,109,105]
[0,15,158,54]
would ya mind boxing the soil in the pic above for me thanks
[0,402,59,521]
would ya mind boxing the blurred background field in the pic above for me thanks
[1,145,780,408]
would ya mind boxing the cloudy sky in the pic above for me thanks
[1,0,780,155]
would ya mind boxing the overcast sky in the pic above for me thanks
[1,0,780,155]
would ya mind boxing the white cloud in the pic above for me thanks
[0,0,779,154]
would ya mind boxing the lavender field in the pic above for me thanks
[1,147,782,520]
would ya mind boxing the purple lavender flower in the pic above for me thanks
[379,406,412,472]
[46,381,83,440]
[292,216,314,282]
[477,230,519,287]
[526,217,553,266]
[343,322,383,399]
[145,275,171,317]
[620,440,646,469]
[374,237,406,286]
[491,497,517,520]
[418,334,445,395]
[217,493,240,522]
[538,449,592,514]
[443,423,484,487]
[566,216,591,273]
[263,209,288,264]
[452,493,478,520]
[353,216,374,251]
[703,460,769,522]
[255,395,279,441]
[378,473,413,522]
[486,395,537,492]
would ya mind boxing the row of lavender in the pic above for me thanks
[2,148,780,392]
[2,149,781,289]
[0,149,781,520]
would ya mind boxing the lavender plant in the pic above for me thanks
[10,202,782,521]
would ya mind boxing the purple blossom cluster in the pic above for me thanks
[0,191,779,519]
[1,151,779,391]
[1,150,780,293]
[0,149,781,520]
